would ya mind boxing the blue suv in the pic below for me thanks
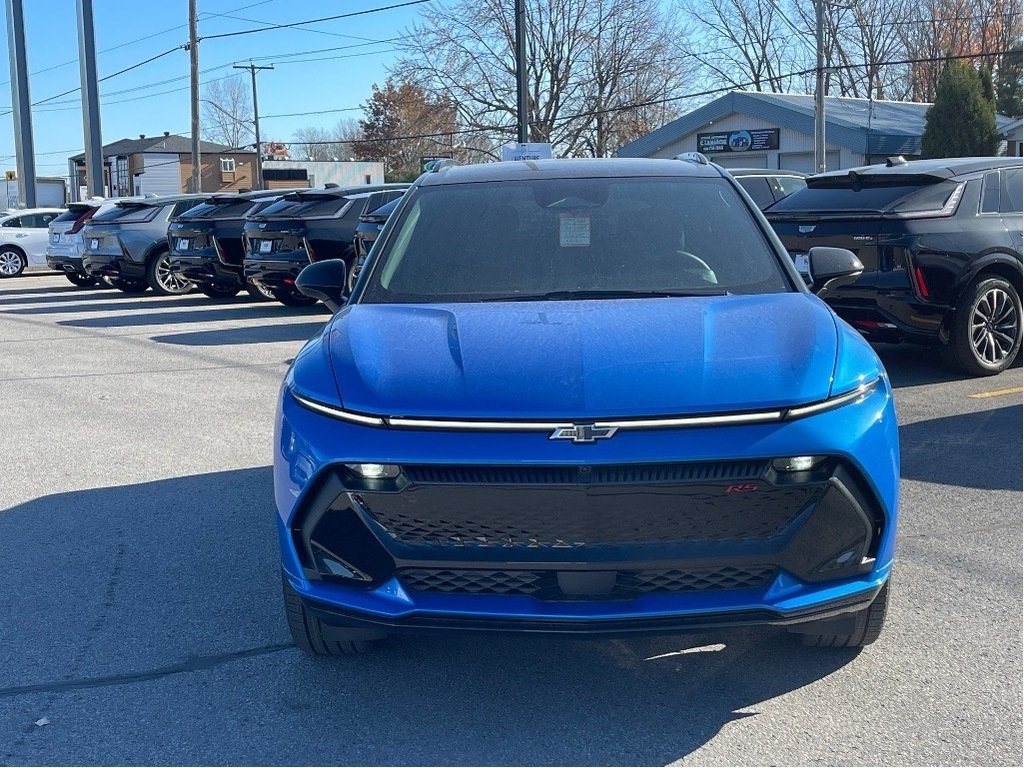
[275,157,900,654]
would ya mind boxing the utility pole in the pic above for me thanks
[814,0,826,173]
[514,0,529,143]
[76,0,103,200]
[188,0,201,193]
[4,0,36,208]
[234,62,273,189]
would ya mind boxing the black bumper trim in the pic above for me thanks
[303,586,881,637]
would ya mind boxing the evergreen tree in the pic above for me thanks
[996,44,1023,118]
[921,60,1000,158]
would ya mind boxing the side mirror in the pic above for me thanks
[808,246,863,291]
[296,259,347,313]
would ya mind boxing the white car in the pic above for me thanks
[0,207,65,277]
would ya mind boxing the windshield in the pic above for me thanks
[177,199,261,220]
[359,177,791,304]
[768,181,938,214]
[92,204,161,224]
[256,193,349,219]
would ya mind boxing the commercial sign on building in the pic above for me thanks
[697,128,780,153]
[501,142,553,161]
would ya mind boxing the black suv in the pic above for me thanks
[350,194,404,292]
[242,184,408,306]
[729,168,807,210]
[766,157,1023,375]
[167,189,300,299]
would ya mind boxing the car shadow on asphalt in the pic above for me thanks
[874,342,1022,388]
[54,304,328,328]
[0,468,860,766]
[152,322,328,346]
[1,294,270,314]
[900,404,1022,491]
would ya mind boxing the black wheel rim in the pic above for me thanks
[971,287,1019,366]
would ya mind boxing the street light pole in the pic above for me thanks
[814,0,826,173]
[188,0,201,193]
[234,62,273,190]
[514,0,529,143]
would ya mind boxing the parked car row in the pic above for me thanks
[3,156,1020,377]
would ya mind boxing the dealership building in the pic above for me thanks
[617,90,1021,173]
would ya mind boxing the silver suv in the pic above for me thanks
[81,194,207,294]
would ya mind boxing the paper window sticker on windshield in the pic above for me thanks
[559,214,591,247]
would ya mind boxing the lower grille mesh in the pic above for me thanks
[399,565,777,597]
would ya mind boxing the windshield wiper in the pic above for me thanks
[477,289,729,302]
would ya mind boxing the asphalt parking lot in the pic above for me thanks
[1,273,1021,767]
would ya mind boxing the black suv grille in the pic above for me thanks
[398,565,777,597]
[362,484,816,549]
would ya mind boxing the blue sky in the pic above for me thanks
[0,0,429,178]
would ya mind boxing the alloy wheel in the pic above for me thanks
[154,254,193,294]
[970,286,1019,366]
[0,249,25,277]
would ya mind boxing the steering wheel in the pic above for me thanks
[675,250,718,284]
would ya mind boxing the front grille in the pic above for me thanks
[402,460,766,486]
[398,565,777,598]
[362,484,817,549]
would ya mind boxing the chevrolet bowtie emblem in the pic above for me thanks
[549,424,618,443]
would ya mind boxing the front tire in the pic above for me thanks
[946,276,1022,376]
[272,288,317,307]
[65,272,98,287]
[111,277,149,293]
[199,283,241,298]
[0,246,27,277]
[246,280,276,301]
[281,572,383,655]
[796,579,890,648]
[146,251,194,295]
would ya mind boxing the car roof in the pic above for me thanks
[418,158,727,186]
[119,193,208,207]
[728,168,808,178]
[2,207,64,215]
[814,156,1022,182]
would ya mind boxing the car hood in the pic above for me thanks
[326,294,839,419]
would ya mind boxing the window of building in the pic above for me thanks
[220,157,236,173]
[365,174,372,184]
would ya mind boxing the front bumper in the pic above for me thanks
[275,379,900,634]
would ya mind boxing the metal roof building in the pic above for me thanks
[617,91,1020,173]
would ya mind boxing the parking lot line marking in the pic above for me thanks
[967,386,1023,399]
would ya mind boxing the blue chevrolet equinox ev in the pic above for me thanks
[274,157,900,655]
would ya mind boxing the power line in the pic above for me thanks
[200,0,432,41]
[0,0,277,91]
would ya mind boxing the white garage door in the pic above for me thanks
[779,152,840,174]
[710,153,768,169]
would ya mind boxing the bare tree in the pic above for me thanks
[679,0,807,94]
[392,0,686,157]
[202,76,253,149]
[291,119,364,161]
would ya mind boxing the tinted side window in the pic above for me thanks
[981,171,1000,213]
[736,177,775,209]
[2,217,21,227]
[999,168,1022,214]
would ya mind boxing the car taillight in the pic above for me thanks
[67,207,98,234]
[120,240,131,259]
[302,236,316,262]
